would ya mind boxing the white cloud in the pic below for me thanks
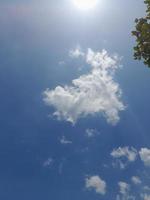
[60,136,72,145]
[58,61,65,66]
[43,48,125,125]
[118,182,130,195]
[69,46,85,58]
[143,186,150,192]
[43,158,53,168]
[111,147,137,162]
[131,176,141,185]
[139,148,150,167]
[85,175,106,195]
[85,128,100,138]
[111,147,137,169]
[117,182,135,200]
[86,48,119,70]
[112,160,127,170]
[141,194,150,200]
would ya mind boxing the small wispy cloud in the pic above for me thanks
[85,128,100,138]
[60,136,72,145]
[43,157,54,168]
[131,176,142,185]
[69,46,85,58]
[143,186,150,192]
[58,61,65,66]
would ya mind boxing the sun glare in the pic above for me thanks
[73,0,98,10]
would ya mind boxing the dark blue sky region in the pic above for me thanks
[0,0,150,200]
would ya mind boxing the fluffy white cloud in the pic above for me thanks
[131,176,141,185]
[139,148,150,167]
[86,48,119,70]
[111,147,137,169]
[43,48,125,125]
[111,147,137,162]
[85,175,106,195]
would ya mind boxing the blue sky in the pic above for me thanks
[1,0,150,200]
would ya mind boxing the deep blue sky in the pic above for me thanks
[0,0,150,200]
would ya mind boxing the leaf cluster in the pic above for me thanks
[132,0,150,67]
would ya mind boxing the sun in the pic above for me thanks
[73,0,98,10]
